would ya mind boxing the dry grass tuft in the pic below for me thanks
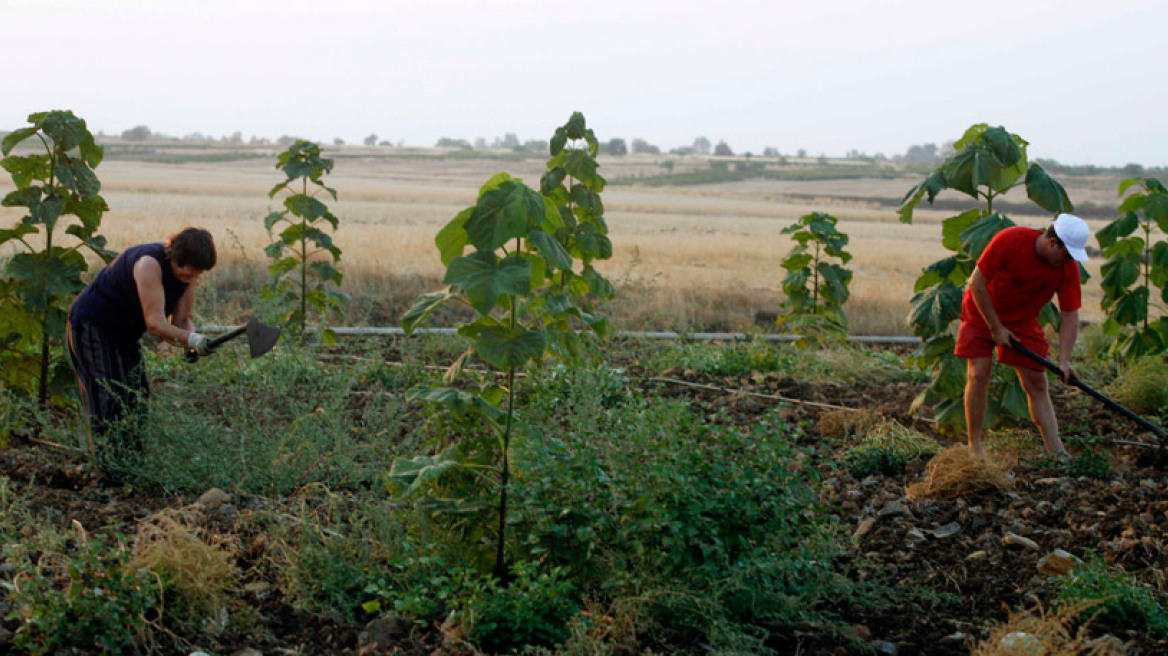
[819,408,884,440]
[906,445,1014,501]
[1108,356,1168,416]
[134,507,239,630]
[971,601,1124,656]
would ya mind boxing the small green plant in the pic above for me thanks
[262,140,348,342]
[844,421,940,477]
[1,110,114,407]
[1056,554,1168,636]
[465,560,577,653]
[899,124,1076,430]
[9,539,157,655]
[393,112,613,578]
[777,211,853,342]
[363,558,577,653]
[1033,427,1112,478]
[1096,176,1168,359]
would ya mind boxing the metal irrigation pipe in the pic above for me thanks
[201,325,922,346]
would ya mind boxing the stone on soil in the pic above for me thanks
[1037,549,1081,576]
[1002,532,1040,551]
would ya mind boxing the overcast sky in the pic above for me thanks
[4,0,1165,167]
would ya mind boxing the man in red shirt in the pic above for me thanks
[955,213,1090,458]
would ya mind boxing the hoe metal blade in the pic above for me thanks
[244,317,281,358]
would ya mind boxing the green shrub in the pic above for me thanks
[510,395,839,651]
[120,348,409,494]
[648,338,793,375]
[9,539,157,655]
[844,421,941,477]
[1056,555,1168,636]
[272,488,408,621]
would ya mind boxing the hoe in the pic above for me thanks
[184,317,281,363]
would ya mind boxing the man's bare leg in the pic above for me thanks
[965,357,993,457]
[1016,366,1067,455]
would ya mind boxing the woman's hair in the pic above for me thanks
[165,227,217,270]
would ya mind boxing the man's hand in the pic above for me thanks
[1058,360,1076,384]
[187,332,213,355]
[990,325,1014,346]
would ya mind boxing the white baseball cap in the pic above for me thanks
[1052,213,1090,262]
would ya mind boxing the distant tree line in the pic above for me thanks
[4,123,1157,175]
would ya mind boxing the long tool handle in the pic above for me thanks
[1008,338,1167,442]
[208,324,248,349]
[185,324,248,363]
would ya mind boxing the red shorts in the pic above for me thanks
[955,319,1048,371]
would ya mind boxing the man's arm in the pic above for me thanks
[969,266,1013,345]
[1057,309,1079,382]
[133,256,196,348]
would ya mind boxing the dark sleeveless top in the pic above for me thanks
[69,243,189,348]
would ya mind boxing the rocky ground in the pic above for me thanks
[1,367,1166,655]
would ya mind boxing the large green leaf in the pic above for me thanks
[1096,211,1140,249]
[997,379,1030,421]
[941,209,984,252]
[929,352,967,399]
[388,446,468,496]
[465,180,543,251]
[569,184,604,218]
[0,223,38,247]
[1101,257,1141,298]
[2,154,51,189]
[564,150,599,185]
[1103,236,1145,259]
[541,167,566,195]
[443,251,531,315]
[583,266,615,300]
[436,207,473,266]
[983,126,1022,167]
[31,194,64,228]
[68,195,109,224]
[58,162,100,197]
[898,171,947,224]
[1150,242,1168,288]
[782,252,813,272]
[529,229,573,271]
[1,127,40,156]
[475,325,547,369]
[1024,164,1072,213]
[285,194,329,220]
[1144,192,1168,231]
[909,282,963,337]
[959,213,1014,262]
[941,147,994,199]
[6,251,85,308]
[2,186,42,209]
[1110,287,1149,327]
[402,291,455,334]
[41,111,88,151]
[407,386,506,421]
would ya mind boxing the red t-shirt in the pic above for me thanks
[960,226,1081,329]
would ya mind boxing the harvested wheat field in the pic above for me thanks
[0,148,1117,334]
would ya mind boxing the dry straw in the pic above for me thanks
[906,445,1014,501]
[970,601,1123,656]
[133,507,239,629]
[818,408,883,440]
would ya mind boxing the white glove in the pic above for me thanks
[187,332,211,355]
